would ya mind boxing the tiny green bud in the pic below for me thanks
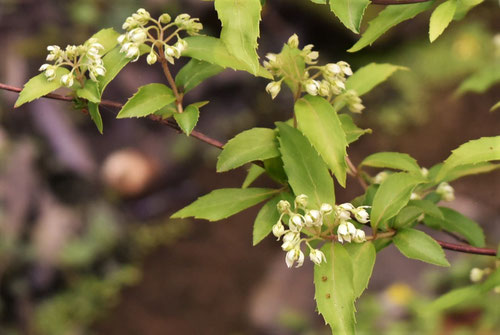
[265,81,281,99]
[147,52,157,65]
[287,34,299,48]
[277,200,291,213]
[159,13,171,24]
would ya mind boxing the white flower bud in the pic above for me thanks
[126,45,140,60]
[309,210,321,224]
[174,39,188,53]
[277,200,291,213]
[347,222,357,236]
[437,182,455,202]
[159,13,171,24]
[421,167,429,178]
[318,80,330,97]
[287,34,299,48]
[349,103,365,114]
[94,65,105,77]
[410,192,421,200]
[146,52,157,65]
[265,81,281,99]
[305,51,319,64]
[272,221,286,239]
[60,74,74,87]
[130,28,147,43]
[295,194,308,208]
[353,229,366,243]
[305,79,319,96]
[289,214,305,231]
[286,248,304,268]
[281,232,300,251]
[374,171,389,184]
[304,214,314,227]
[470,268,484,283]
[325,63,341,75]
[320,203,333,215]
[39,64,50,71]
[337,222,351,243]
[44,66,56,81]
[337,61,353,76]
[339,203,355,211]
[354,207,370,224]
[309,249,327,265]
[117,34,126,44]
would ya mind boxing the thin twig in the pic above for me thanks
[1,82,498,257]
[158,47,184,114]
[346,156,368,190]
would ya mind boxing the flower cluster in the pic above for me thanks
[39,38,105,87]
[335,203,369,244]
[272,194,332,268]
[263,34,364,113]
[436,182,455,202]
[117,8,202,65]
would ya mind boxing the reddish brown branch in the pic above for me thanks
[371,0,432,5]
[2,82,499,257]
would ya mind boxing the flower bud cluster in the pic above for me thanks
[39,38,105,87]
[118,9,202,65]
[263,34,363,112]
[436,182,455,202]
[335,203,369,244]
[272,194,332,268]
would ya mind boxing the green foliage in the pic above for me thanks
[215,0,262,75]
[217,128,280,172]
[277,122,335,207]
[314,243,356,334]
[171,188,278,221]
[346,63,407,96]
[453,0,483,20]
[339,114,372,144]
[87,102,103,134]
[360,152,421,174]
[393,228,450,267]
[117,83,176,118]
[295,95,348,187]
[344,242,376,298]
[328,0,370,33]
[242,164,266,188]
[349,2,435,52]
[76,80,101,103]
[429,0,457,42]
[253,192,294,245]
[175,59,224,93]
[90,28,120,54]
[173,101,207,136]
[15,67,69,107]
[370,172,425,231]
[455,63,500,95]
[98,46,133,94]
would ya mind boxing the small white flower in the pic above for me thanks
[318,80,330,97]
[337,61,353,76]
[437,182,455,202]
[304,214,314,227]
[287,34,299,48]
[60,74,74,87]
[265,81,281,99]
[117,34,127,44]
[130,28,147,43]
[353,229,366,243]
[337,222,351,243]
[339,203,355,211]
[126,45,140,60]
[281,232,300,251]
[320,203,333,215]
[272,221,286,239]
[44,66,56,81]
[305,79,320,96]
[353,207,370,224]
[39,64,50,71]
[325,63,341,75]
[374,171,389,184]
[309,249,327,265]
[147,52,157,65]
[410,192,421,200]
[289,214,305,231]
[295,194,308,208]
[304,50,319,64]
[309,210,322,224]
[286,248,305,268]
[470,268,484,283]
[349,103,365,114]
[94,65,106,76]
[421,167,429,178]
[277,200,291,213]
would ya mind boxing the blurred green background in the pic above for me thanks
[0,0,499,334]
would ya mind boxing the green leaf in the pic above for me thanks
[217,128,280,172]
[339,114,372,144]
[429,285,482,312]
[348,1,435,52]
[393,228,450,267]
[424,207,485,247]
[117,83,176,119]
[360,152,421,174]
[174,102,206,136]
[88,102,103,134]
[15,68,70,107]
[183,36,271,78]
[346,63,407,96]
[263,157,288,185]
[490,100,500,112]
[394,199,443,229]
[277,122,335,207]
[76,80,101,103]
[453,0,483,20]
[311,0,327,3]
[314,243,356,334]
[408,199,444,219]
[437,136,500,181]
[328,0,370,33]
[98,47,132,94]
[279,44,306,93]
[430,162,500,183]
[175,59,224,94]
[344,242,376,298]
[455,64,500,96]
[370,172,425,231]
[242,164,265,188]
[429,0,457,42]
[253,192,294,246]
[90,28,120,54]
[171,188,277,221]
[215,0,262,75]
[295,95,348,187]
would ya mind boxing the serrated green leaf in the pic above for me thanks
[242,164,266,188]
[393,228,449,267]
[98,47,132,94]
[339,114,372,144]
[174,102,205,136]
[171,188,277,221]
[280,44,306,93]
[429,0,457,42]
[408,199,444,219]
[15,68,70,107]
[277,122,335,208]
[394,200,443,229]
[348,1,435,52]
[217,128,280,172]
[455,64,500,96]
[90,28,120,54]
[253,192,294,246]
[453,0,483,20]
[76,80,101,103]
[346,63,407,96]
[360,152,421,174]
[344,242,376,298]
[215,0,262,75]
[328,0,370,33]
[183,36,271,78]
[88,102,103,134]
[424,207,485,247]
[117,83,175,119]
[430,162,500,183]
[295,95,348,187]
[370,172,425,231]
[437,136,500,181]
[314,243,356,334]
[175,59,224,93]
